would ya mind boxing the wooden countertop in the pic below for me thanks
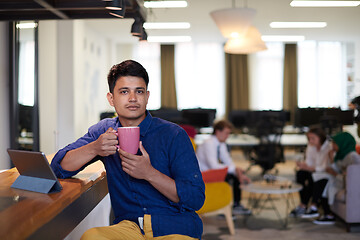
[0,161,107,240]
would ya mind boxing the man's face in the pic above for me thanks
[216,127,231,143]
[107,76,149,126]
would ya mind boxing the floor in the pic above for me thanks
[201,149,360,240]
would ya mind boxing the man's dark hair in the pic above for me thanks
[307,125,327,145]
[212,120,233,135]
[107,60,149,93]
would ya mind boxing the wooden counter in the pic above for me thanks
[0,161,108,240]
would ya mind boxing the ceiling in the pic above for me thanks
[84,0,360,44]
[1,0,360,44]
[0,0,146,21]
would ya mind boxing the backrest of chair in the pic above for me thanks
[201,167,228,183]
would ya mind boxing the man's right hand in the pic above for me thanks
[92,127,118,157]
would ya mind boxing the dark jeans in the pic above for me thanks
[296,170,313,206]
[313,179,332,215]
[225,173,241,206]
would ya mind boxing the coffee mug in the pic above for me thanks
[117,127,140,154]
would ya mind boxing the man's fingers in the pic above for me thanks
[139,141,148,157]
[106,127,115,132]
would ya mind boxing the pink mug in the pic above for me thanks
[117,127,140,154]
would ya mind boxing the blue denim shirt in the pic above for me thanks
[51,111,205,238]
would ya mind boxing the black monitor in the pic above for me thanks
[149,108,183,123]
[181,108,216,128]
[294,108,354,127]
[228,110,250,129]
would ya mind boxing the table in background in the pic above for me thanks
[0,161,108,240]
[195,133,308,148]
[241,181,302,228]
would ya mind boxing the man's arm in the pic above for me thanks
[119,142,179,203]
[61,127,118,172]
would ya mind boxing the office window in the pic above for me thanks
[175,42,225,117]
[133,42,161,110]
[298,41,347,109]
[249,42,284,110]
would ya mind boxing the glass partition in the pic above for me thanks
[10,21,39,151]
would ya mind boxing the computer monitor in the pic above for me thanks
[181,108,216,128]
[294,108,354,127]
[149,108,183,123]
[228,110,250,129]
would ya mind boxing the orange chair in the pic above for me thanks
[356,144,360,154]
[196,168,235,235]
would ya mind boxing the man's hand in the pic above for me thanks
[236,167,251,184]
[92,127,118,157]
[118,141,156,180]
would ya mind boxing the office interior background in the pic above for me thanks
[0,0,360,170]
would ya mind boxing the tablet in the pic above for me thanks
[7,149,62,193]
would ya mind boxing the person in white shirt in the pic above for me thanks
[196,120,251,215]
[290,126,332,218]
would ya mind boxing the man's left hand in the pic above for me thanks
[118,141,155,180]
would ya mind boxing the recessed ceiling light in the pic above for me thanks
[16,22,38,29]
[261,35,306,42]
[147,36,191,43]
[144,1,188,8]
[290,1,360,7]
[270,22,327,28]
[143,22,190,29]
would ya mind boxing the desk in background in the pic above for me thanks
[195,133,308,148]
[0,161,108,240]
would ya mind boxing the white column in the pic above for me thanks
[38,20,59,155]
[57,20,75,149]
[0,22,10,170]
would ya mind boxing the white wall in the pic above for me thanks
[354,39,360,96]
[38,21,58,155]
[0,22,10,170]
[38,20,115,152]
[74,20,110,139]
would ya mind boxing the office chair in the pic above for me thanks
[248,116,285,175]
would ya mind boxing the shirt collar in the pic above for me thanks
[115,110,152,137]
[211,135,221,145]
[138,110,152,137]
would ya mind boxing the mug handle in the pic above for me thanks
[114,132,120,150]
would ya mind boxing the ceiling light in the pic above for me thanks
[105,0,123,10]
[131,17,143,36]
[144,1,188,8]
[16,22,38,29]
[261,35,306,42]
[210,7,256,38]
[224,26,267,54]
[147,36,191,43]
[270,22,327,28]
[143,22,190,29]
[210,1,266,54]
[290,1,360,7]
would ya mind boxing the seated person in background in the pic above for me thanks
[290,126,332,217]
[349,95,360,137]
[51,60,205,240]
[196,120,251,215]
[311,132,360,225]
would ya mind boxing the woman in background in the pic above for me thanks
[311,132,360,225]
[290,126,332,217]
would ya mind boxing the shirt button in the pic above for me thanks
[143,207,147,212]
[194,174,198,178]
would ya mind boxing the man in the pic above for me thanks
[196,120,251,215]
[51,60,205,240]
